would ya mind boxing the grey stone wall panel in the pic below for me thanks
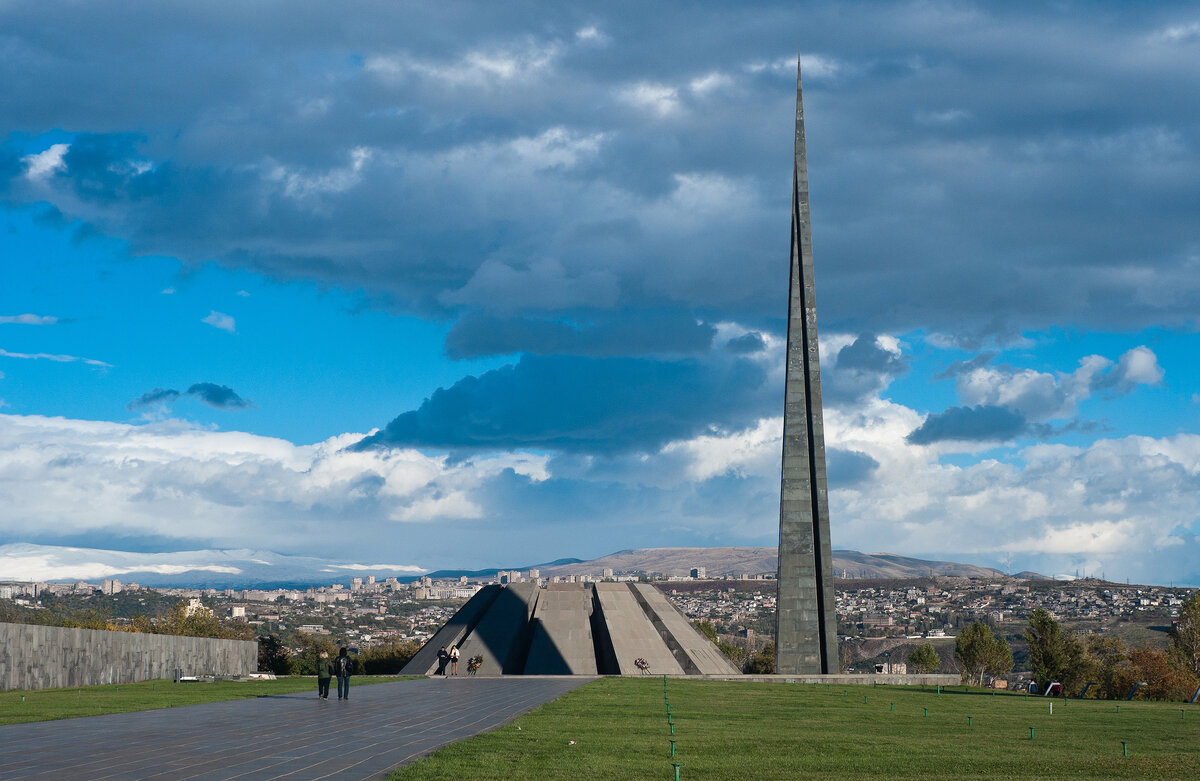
[0,622,256,691]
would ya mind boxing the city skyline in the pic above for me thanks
[2,2,1199,586]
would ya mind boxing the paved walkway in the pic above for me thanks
[0,677,593,780]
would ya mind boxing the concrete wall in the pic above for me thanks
[524,584,596,675]
[631,583,741,675]
[594,582,683,675]
[401,585,501,675]
[0,622,257,691]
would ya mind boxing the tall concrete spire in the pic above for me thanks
[775,56,838,675]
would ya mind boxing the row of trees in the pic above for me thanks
[0,597,255,641]
[951,593,1200,702]
[257,632,422,676]
[1020,594,1200,701]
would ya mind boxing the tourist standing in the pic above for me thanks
[449,644,460,675]
[316,651,332,699]
[435,646,449,676]
[334,647,354,700]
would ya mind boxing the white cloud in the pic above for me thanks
[744,54,841,80]
[1153,22,1200,43]
[366,40,561,87]
[0,314,58,325]
[323,563,423,572]
[954,346,1163,420]
[268,146,372,201]
[22,143,69,179]
[0,413,548,551]
[620,82,681,117]
[690,71,733,95]
[0,348,110,368]
[575,26,609,45]
[916,109,970,125]
[201,310,236,332]
[0,545,244,582]
[1112,345,1163,388]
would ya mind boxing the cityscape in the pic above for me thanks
[4,562,1193,679]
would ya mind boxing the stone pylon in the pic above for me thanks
[775,56,838,675]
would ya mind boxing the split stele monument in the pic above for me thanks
[774,57,839,675]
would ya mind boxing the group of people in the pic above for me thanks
[435,644,461,675]
[315,647,355,700]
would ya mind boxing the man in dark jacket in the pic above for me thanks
[334,647,354,700]
[316,650,333,699]
[435,646,449,676]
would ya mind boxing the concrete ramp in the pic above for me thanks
[594,582,683,675]
[456,582,540,675]
[523,584,597,675]
[400,585,502,675]
[631,583,742,675]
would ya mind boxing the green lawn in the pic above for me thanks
[389,678,1199,780]
[0,676,411,725]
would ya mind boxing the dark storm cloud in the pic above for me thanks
[126,388,182,410]
[826,448,879,487]
[823,334,908,404]
[906,405,1027,445]
[353,353,770,453]
[444,311,715,359]
[186,383,253,409]
[933,352,996,381]
[725,332,766,354]
[4,0,1199,356]
[128,383,253,410]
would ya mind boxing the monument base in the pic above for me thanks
[401,582,740,676]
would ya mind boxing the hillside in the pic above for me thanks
[540,547,1016,580]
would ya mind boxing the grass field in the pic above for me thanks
[0,676,411,725]
[389,678,1199,780]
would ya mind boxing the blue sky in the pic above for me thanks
[1,1,1199,584]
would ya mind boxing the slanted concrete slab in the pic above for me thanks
[632,583,741,675]
[457,582,540,675]
[401,585,502,675]
[524,583,596,675]
[594,582,683,675]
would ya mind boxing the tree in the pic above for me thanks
[1115,645,1198,702]
[1169,592,1200,679]
[1084,635,1130,700]
[159,601,254,640]
[744,643,775,674]
[257,635,294,675]
[292,633,337,675]
[954,622,1012,686]
[907,643,941,674]
[357,640,421,674]
[1024,609,1087,693]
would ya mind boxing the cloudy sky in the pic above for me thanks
[1,1,1198,585]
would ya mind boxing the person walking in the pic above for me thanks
[449,644,460,676]
[316,651,333,699]
[435,646,449,676]
[334,647,354,700]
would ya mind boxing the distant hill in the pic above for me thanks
[540,547,1023,580]
[0,542,1035,589]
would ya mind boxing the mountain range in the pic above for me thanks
[0,542,1035,588]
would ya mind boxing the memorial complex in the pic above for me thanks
[404,57,839,678]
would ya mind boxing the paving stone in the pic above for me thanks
[0,677,591,780]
